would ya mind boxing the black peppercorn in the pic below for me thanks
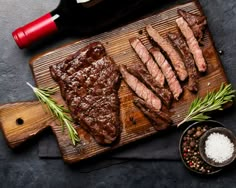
[138,30,143,35]
[181,124,219,174]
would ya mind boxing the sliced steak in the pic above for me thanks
[176,17,207,72]
[120,65,162,111]
[133,97,172,131]
[149,47,183,100]
[168,32,199,92]
[177,9,207,43]
[146,24,188,81]
[50,42,121,145]
[127,61,172,107]
[129,37,165,87]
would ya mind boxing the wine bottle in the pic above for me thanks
[12,0,151,49]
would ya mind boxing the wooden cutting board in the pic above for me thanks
[0,1,229,163]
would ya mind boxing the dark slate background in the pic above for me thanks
[0,0,236,187]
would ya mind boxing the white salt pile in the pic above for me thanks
[205,132,234,163]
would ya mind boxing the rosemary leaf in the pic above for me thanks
[177,84,236,127]
[27,82,80,145]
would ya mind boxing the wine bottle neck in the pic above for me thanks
[12,13,58,49]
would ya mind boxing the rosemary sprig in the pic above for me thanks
[27,82,80,145]
[177,84,236,127]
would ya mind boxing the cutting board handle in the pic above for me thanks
[0,101,53,148]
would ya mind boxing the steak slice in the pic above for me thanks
[129,37,165,87]
[127,61,172,108]
[133,97,172,131]
[120,65,162,111]
[146,24,188,81]
[176,17,207,72]
[177,9,207,43]
[50,42,121,145]
[168,32,199,92]
[149,47,183,100]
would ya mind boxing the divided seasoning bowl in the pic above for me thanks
[179,120,224,175]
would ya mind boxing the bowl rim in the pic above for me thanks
[179,120,224,175]
[199,127,236,168]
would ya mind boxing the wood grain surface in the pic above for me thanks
[0,1,229,163]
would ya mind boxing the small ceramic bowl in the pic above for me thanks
[179,120,224,175]
[199,127,236,168]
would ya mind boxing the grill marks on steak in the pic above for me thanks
[127,61,172,107]
[120,65,162,111]
[129,37,165,87]
[177,9,207,43]
[133,97,172,131]
[168,32,199,92]
[149,47,183,100]
[146,24,188,81]
[50,42,106,83]
[50,42,121,145]
[176,17,207,72]
[76,59,121,144]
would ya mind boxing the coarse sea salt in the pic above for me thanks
[205,132,234,163]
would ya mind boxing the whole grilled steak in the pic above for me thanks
[50,42,121,145]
